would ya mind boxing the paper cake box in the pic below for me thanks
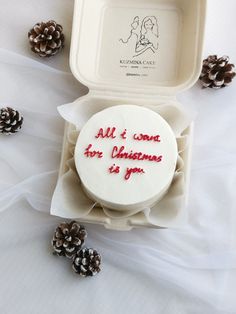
[50,0,207,230]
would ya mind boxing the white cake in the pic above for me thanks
[74,105,178,211]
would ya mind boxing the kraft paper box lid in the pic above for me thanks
[70,0,207,97]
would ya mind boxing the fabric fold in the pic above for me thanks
[51,165,96,219]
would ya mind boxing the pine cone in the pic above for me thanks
[52,221,87,258]
[0,107,23,135]
[28,20,65,57]
[72,248,101,277]
[200,55,235,89]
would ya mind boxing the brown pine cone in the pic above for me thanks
[199,55,235,89]
[0,107,23,135]
[28,20,65,57]
[72,248,101,277]
[52,221,87,258]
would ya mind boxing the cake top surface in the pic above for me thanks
[74,105,178,210]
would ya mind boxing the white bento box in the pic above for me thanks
[51,0,207,230]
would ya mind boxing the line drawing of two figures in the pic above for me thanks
[120,16,159,58]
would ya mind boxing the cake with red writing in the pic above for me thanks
[74,105,178,211]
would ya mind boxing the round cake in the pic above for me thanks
[74,105,178,211]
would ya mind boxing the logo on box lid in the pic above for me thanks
[119,16,159,58]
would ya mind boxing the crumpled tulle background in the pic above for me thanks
[0,1,236,313]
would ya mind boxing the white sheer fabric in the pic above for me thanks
[0,0,236,313]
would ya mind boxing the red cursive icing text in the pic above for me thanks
[125,167,145,180]
[111,146,162,163]
[108,164,120,174]
[95,127,116,139]
[84,144,103,158]
[133,133,161,142]
[120,129,127,140]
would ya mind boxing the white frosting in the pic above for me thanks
[74,105,178,211]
